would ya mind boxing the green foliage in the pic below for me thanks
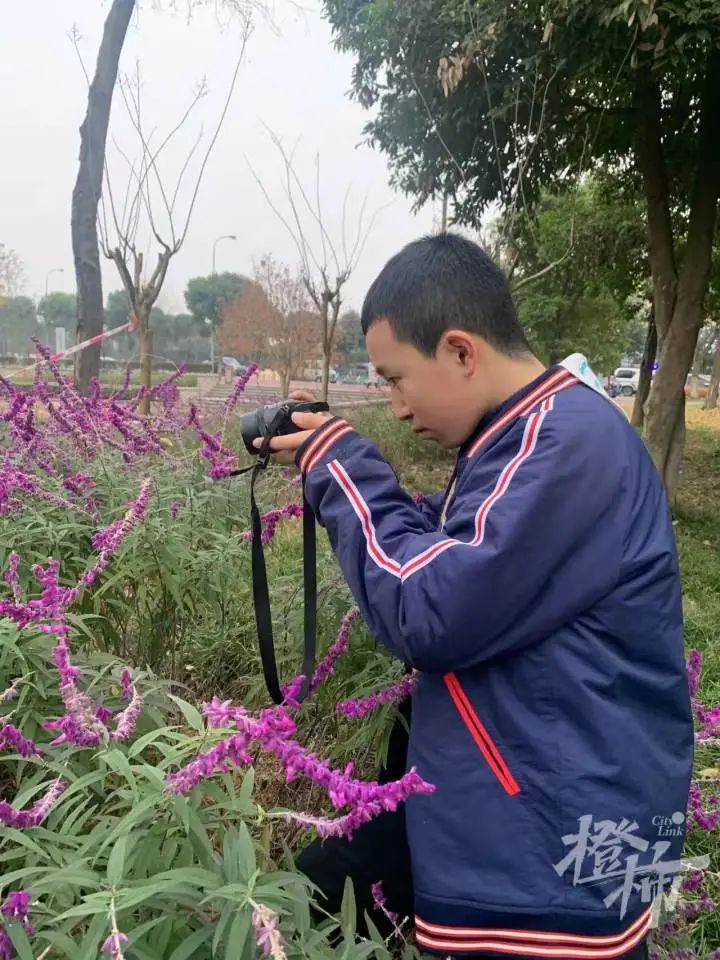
[336,311,368,367]
[1,402,718,956]
[323,0,720,224]
[37,293,77,331]
[105,291,212,365]
[0,617,394,959]
[0,244,24,298]
[185,274,251,331]
[507,177,647,369]
[0,296,38,355]
[105,291,134,330]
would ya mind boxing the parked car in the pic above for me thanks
[305,367,338,383]
[222,357,250,376]
[612,367,641,396]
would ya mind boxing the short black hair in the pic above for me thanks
[360,233,530,357]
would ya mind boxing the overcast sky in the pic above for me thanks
[1,0,437,314]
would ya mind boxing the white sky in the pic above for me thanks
[0,0,437,313]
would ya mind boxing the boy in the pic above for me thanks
[263,234,693,959]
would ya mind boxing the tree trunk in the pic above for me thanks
[138,309,152,415]
[705,335,720,409]
[637,50,720,494]
[280,368,291,398]
[320,344,331,403]
[71,0,135,394]
[631,312,657,429]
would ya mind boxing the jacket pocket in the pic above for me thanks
[444,672,521,796]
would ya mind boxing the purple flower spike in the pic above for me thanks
[102,931,129,960]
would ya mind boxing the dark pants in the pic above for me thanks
[297,700,648,959]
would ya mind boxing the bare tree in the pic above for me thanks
[249,133,382,401]
[94,40,248,413]
[71,0,136,396]
[70,0,263,395]
[220,255,314,396]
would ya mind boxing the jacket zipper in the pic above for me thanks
[444,672,521,796]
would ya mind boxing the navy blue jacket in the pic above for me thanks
[296,364,693,959]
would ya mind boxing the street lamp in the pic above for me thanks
[212,234,236,275]
[44,267,64,298]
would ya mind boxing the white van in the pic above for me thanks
[612,367,640,396]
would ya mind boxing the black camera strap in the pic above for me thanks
[230,425,316,705]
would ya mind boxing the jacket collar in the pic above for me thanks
[460,365,577,459]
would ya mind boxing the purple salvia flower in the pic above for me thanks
[680,869,705,892]
[95,705,115,725]
[63,471,94,496]
[241,503,304,544]
[686,649,702,698]
[337,672,418,720]
[252,904,286,960]
[111,366,133,400]
[165,732,253,794]
[169,500,182,519]
[224,362,258,414]
[687,783,720,832]
[1,890,32,934]
[0,777,67,828]
[102,931,129,960]
[308,606,359,694]
[188,404,239,479]
[371,881,399,925]
[0,723,43,758]
[111,687,144,742]
[120,669,134,700]
[167,696,434,838]
[0,677,22,703]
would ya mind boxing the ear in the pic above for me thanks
[441,330,480,377]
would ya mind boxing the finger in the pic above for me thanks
[288,390,316,402]
[291,412,331,429]
[252,429,315,452]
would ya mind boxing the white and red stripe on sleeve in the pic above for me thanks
[296,417,354,475]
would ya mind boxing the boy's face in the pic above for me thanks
[366,319,491,449]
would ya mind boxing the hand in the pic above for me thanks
[252,391,332,465]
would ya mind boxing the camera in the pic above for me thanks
[239,400,330,456]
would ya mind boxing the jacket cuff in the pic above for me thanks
[295,417,355,474]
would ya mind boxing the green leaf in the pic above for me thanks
[224,906,252,960]
[128,725,180,758]
[101,748,138,801]
[168,694,205,734]
[341,877,356,941]
[77,913,111,960]
[235,823,256,884]
[223,828,241,884]
[168,925,214,960]
[106,833,129,885]
[6,923,35,960]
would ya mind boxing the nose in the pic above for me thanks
[390,391,412,421]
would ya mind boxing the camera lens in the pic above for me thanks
[239,407,265,455]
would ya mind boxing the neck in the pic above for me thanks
[482,354,547,410]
